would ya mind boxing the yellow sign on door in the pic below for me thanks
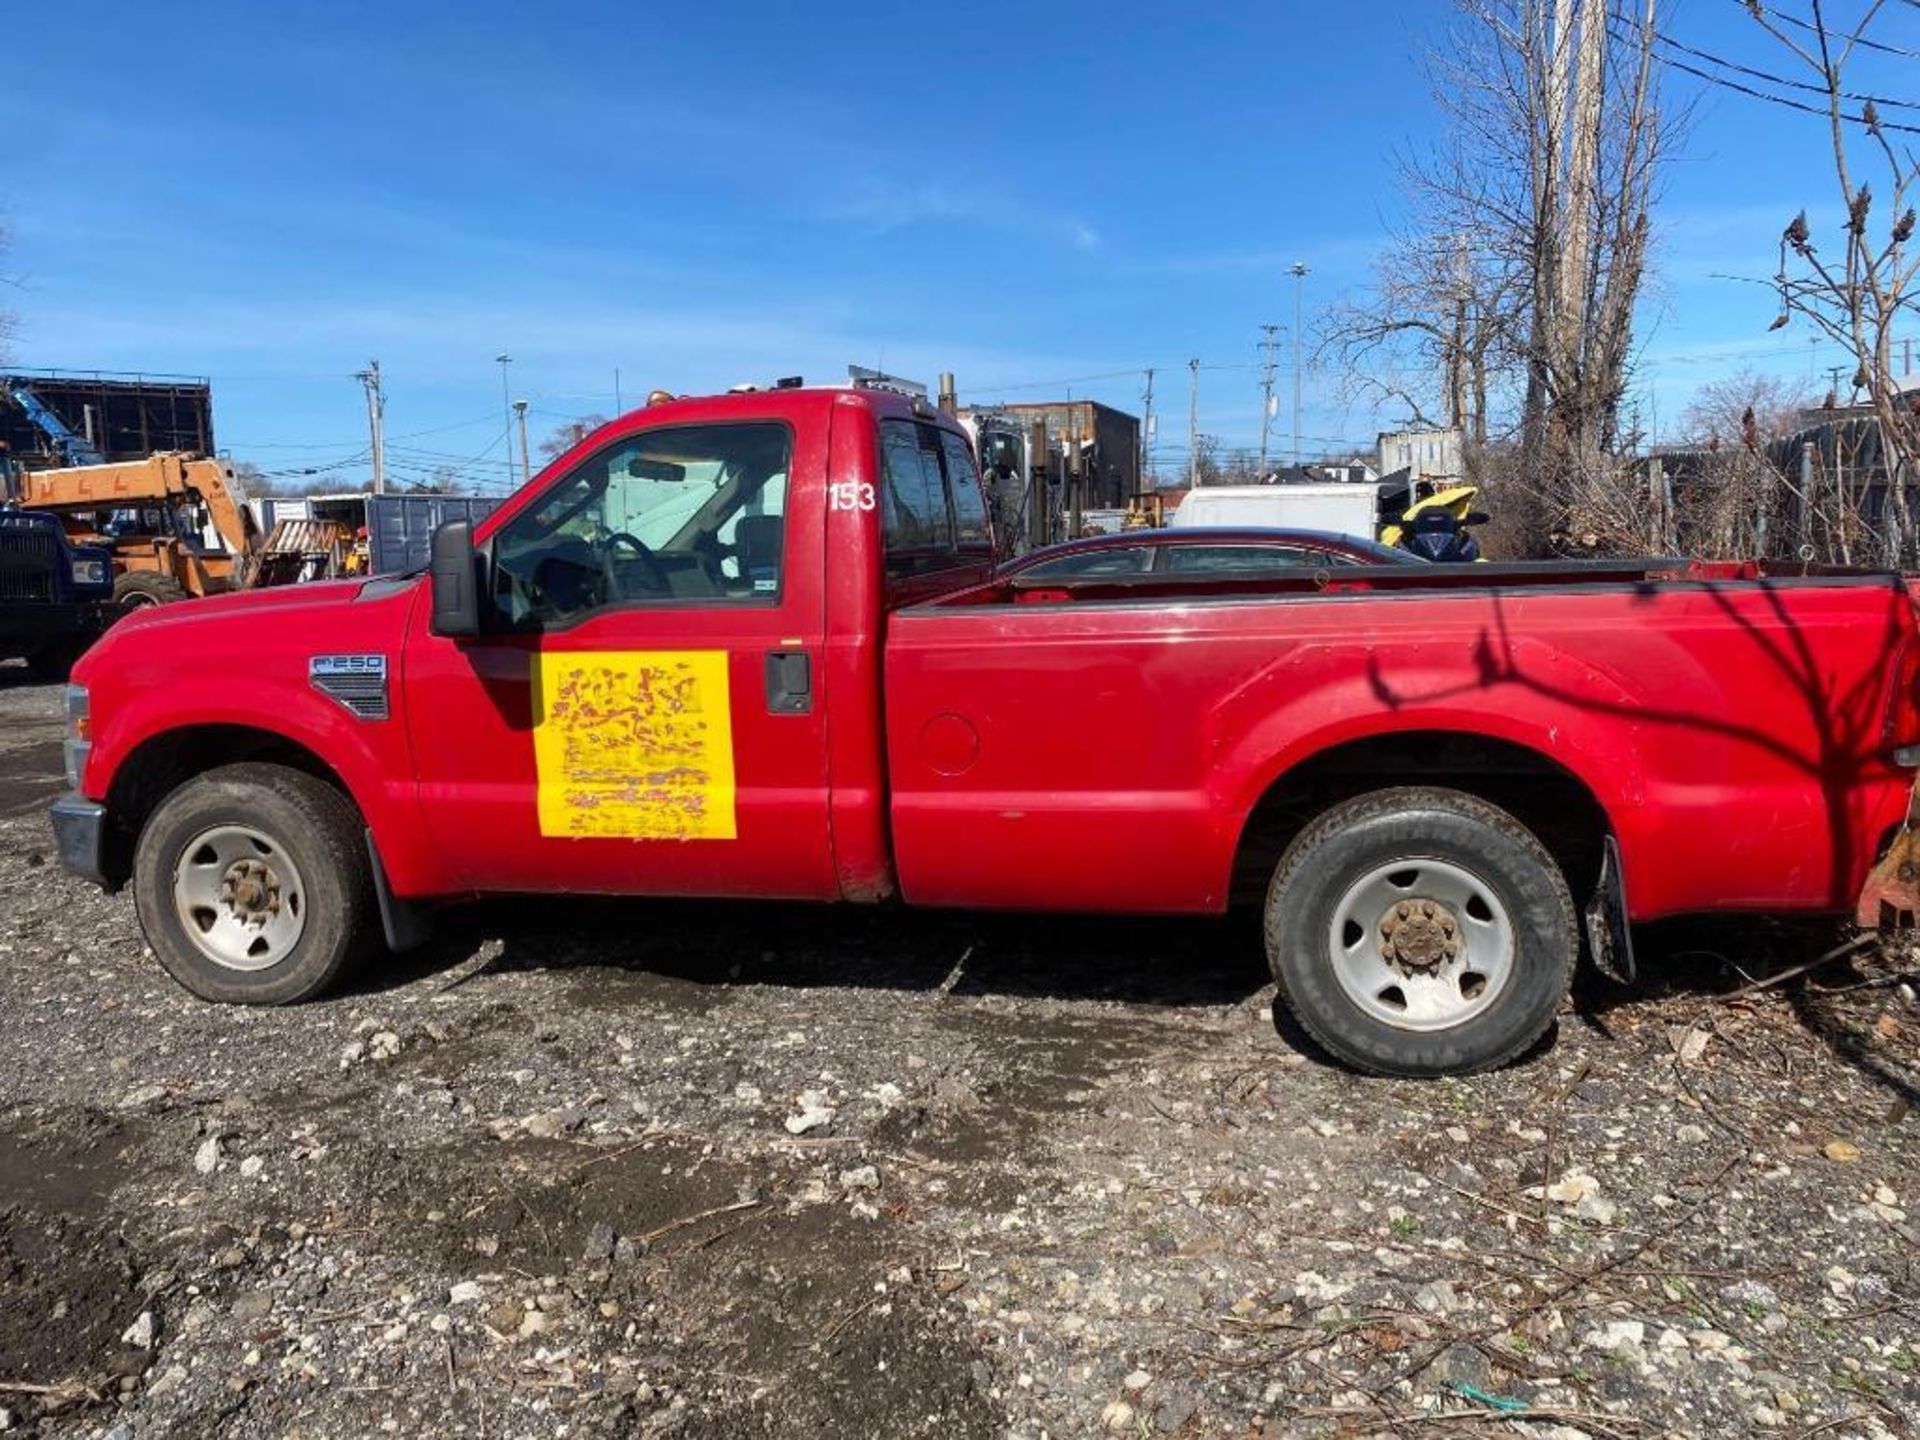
[531,650,737,840]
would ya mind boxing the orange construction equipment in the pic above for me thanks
[17,452,263,606]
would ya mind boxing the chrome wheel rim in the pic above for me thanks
[1327,856,1514,1031]
[172,824,307,971]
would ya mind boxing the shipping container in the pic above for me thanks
[366,494,501,575]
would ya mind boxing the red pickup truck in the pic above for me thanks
[48,382,1920,1076]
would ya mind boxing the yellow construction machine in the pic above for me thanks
[16,452,263,605]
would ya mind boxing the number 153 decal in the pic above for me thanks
[829,480,876,512]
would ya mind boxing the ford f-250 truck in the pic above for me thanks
[46,381,1920,1076]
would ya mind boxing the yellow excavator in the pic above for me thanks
[16,452,263,606]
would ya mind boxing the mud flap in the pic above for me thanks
[1583,835,1635,984]
[366,830,435,953]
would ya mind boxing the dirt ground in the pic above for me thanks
[1,663,1917,1440]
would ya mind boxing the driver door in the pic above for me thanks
[402,416,837,899]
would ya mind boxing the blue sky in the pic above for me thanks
[3,0,1915,492]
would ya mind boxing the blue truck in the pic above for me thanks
[0,507,119,679]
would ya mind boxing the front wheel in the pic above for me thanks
[1265,787,1577,1077]
[133,763,374,1004]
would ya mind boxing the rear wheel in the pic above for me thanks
[1265,787,1576,1077]
[133,763,373,1004]
[113,571,189,607]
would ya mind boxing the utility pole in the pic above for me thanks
[614,367,624,413]
[1140,367,1155,496]
[1187,358,1201,488]
[513,399,532,486]
[354,360,386,495]
[1826,364,1848,403]
[1289,263,1309,462]
[1257,324,1281,477]
[494,352,514,491]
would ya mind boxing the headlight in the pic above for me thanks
[70,558,108,587]
[63,685,91,791]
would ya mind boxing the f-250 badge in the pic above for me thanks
[309,654,390,721]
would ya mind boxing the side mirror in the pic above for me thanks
[429,519,482,637]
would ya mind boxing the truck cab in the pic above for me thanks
[54,383,999,993]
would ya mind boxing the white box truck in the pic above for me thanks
[1169,483,1379,538]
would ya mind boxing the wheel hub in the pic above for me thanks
[1378,899,1462,974]
[218,858,282,926]
[1328,857,1516,1035]
[173,824,307,972]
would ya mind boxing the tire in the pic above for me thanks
[113,571,189,607]
[1264,787,1577,1078]
[133,763,374,1004]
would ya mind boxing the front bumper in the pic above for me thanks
[49,792,110,889]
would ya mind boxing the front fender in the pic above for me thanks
[78,588,453,897]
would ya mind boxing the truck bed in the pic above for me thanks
[883,563,1917,924]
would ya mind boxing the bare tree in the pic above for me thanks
[1744,1,1919,566]
[1186,435,1224,489]
[1320,225,1522,445]
[538,414,609,465]
[1678,369,1814,447]
[1332,1,1680,554]
[1656,370,1816,559]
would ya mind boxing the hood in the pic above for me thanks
[116,576,404,632]
[75,576,420,688]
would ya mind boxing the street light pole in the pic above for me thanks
[494,353,514,491]
[1289,263,1309,463]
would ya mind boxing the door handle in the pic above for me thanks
[764,651,812,715]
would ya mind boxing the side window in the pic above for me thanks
[1022,546,1152,580]
[491,421,791,625]
[1162,545,1312,574]
[879,419,953,577]
[937,431,992,553]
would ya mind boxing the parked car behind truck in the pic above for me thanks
[49,382,1920,1076]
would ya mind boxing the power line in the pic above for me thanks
[1646,23,1920,113]
[1759,5,1920,61]
[1613,18,1920,134]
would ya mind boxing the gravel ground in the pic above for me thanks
[1,661,1918,1439]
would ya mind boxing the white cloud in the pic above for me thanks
[821,177,1101,252]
